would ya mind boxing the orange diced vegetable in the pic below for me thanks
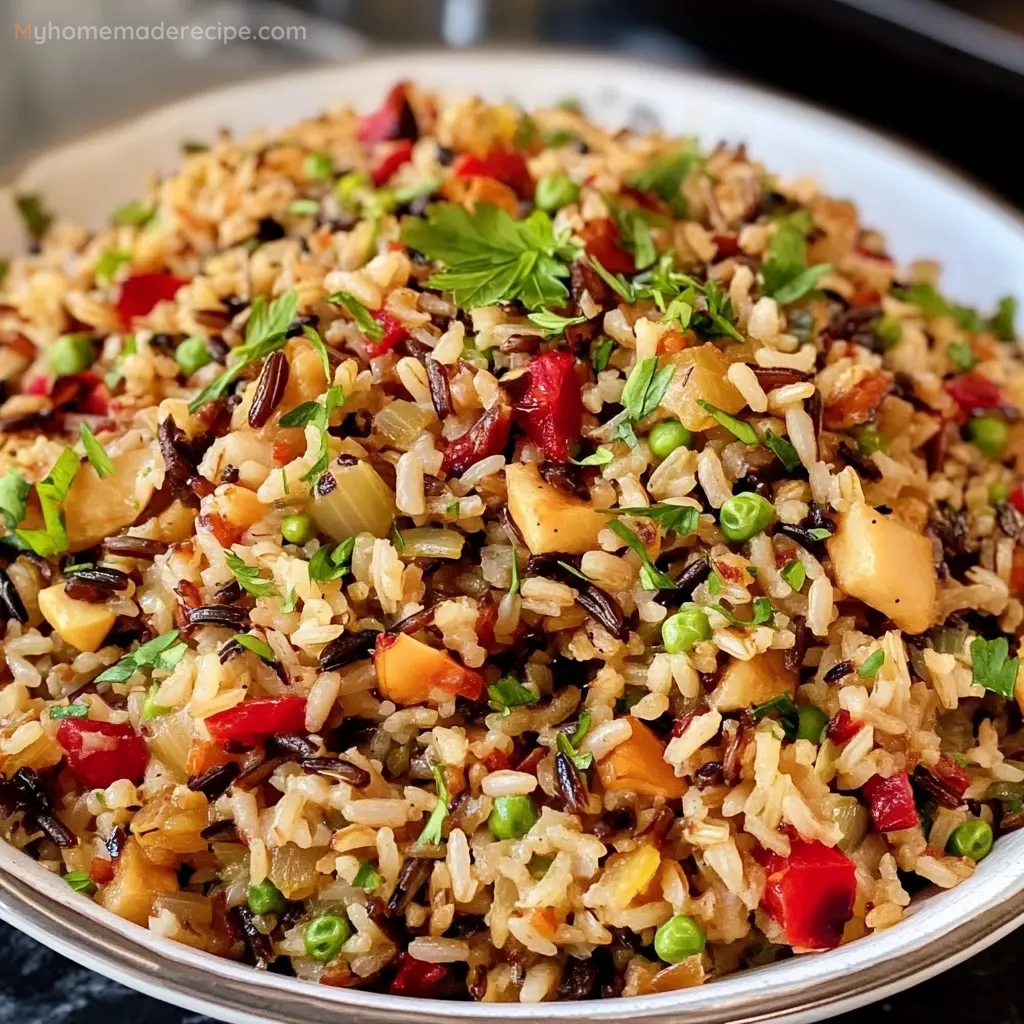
[597,720,686,798]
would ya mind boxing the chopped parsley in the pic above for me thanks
[233,633,276,661]
[628,141,702,216]
[0,468,30,537]
[15,448,79,557]
[526,309,588,334]
[571,447,614,467]
[299,385,345,488]
[15,194,53,239]
[188,289,298,413]
[591,338,615,373]
[556,711,594,769]
[752,693,799,740]
[971,636,1019,699]
[614,503,699,535]
[607,519,677,591]
[63,871,96,895]
[286,198,320,217]
[991,296,1017,342]
[763,429,800,472]
[328,291,384,342]
[857,649,885,678]
[96,629,187,683]
[418,764,450,845]
[400,202,577,310]
[761,215,831,306]
[710,597,774,628]
[48,702,89,720]
[308,536,355,583]
[445,500,461,518]
[508,545,521,598]
[110,200,155,228]
[302,325,332,381]
[780,560,806,591]
[224,551,279,598]
[352,861,382,891]
[94,249,131,284]
[487,676,539,716]
[697,400,758,445]
[281,588,298,614]
[278,401,321,428]
[79,424,114,479]
[806,527,832,541]
[556,560,590,582]
[609,203,658,271]
[616,356,673,446]
[947,341,976,372]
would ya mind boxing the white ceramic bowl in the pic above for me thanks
[3,47,1024,1024]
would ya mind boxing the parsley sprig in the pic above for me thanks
[612,503,699,535]
[762,215,831,306]
[80,424,114,479]
[556,712,594,770]
[418,764,450,845]
[608,519,677,591]
[308,536,355,583]
[96,629,187,683]
[971,636,1020,699]
[224,551,279,598]
[400,202,578,310]
[487,676,538,716]
[15,449,79,557]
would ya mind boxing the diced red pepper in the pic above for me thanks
[357,82,418,144]
[389,953,449,998]
[365,312,409,359]
[945,373,1005,417]
[863,770,919,832]
[825,709,862,746]
[1009,482,1024,515]
[579,218,635,276]
[24,373,49,396]
[850,287,881,308]
[72,372,110,416]
[854,245,894,265]
[712,233,741,258]
[116,272,188,326]
[90,856,115,883]
[372,139,415,188]
[452,149,534,200]
[931,754,971,801]
[442,396,512,476]
[762,838,857,950]
[511,350,583,463]
[205,695,307,745]
[481,749,512,772]
[57,720,148,790]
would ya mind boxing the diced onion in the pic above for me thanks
[397,528,465,560]
[312,461,396,541]
[373,400,435,449]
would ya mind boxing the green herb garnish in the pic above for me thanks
[780,560,806,591]
[308,536,355,583]
[79,424,114,479]
[762,215,831,306]
[110,200,155,228]
[556,711,594,769]
[48,702,89,720]
[328,291,384,342]
[418,765,450,845]
[352,861,382,891]
[763,429,800,472]
[96,629,187,683]
[697,400,758,445]
[233,633,276,661]
[15,448,79,557]
[571,447,614,467]
[710,597,774,627]
[0,468,30,538]
[752,693,799,740]
[614,503,699,535]
[971,636,1020,699]
[857,649,885,678]
[591,338,614,373]
[95,249,131,284]
[224,551,279,598]
[487,676,539,717]
[947,341,976,372]
[526,309,588,334]
[628,141,702,216]
[607,519,677,591]
[15,194,53,239]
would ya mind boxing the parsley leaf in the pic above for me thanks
[780,560,806,591]
[352,861,382,891]
[509,544,521,598]
[287,198,320,217]
[707,570,722,596]
[621,357,674,424]
[15,448,79,557]
[762,216,831,305]
[806,527,832,541]
[418,765,450,845]
[587,256,635,302]
[698,400,758,445]
[613,503,699,535]
[608,519,677,591]
[328,291,384,342]
[15,194,53,239]
[591,338,614,373]
[609,204,658,271]
[556,560,590,582]
[302,325,332,381]
[0,468,30,536]
[400,203,576,310]
[96,629,186,683]
[710,597,774,627]
[556,712,594,770]
[991,296,1017,342]
[526,309,588,334]
[308,536,355,583]
[971,636,1020,699]
[278,400,321,427]
[752,693,799,740]
[110,200,155,228]
[224,551,279,598]
[571,447,614,467]
[487,676,539,716]
[188,289,298,413]
[300,385,345,488]
[445,500,461,518]
[947,341,976,372]
[48,702,89,720]
[763,428,801,471]
[281,588,298,613]
[233,633,276,661]
[79,424,114,479]
[858,649,885,678]
[628,141,702,216]
[95,249,131,284]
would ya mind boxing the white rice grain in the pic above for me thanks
[727,362,768,412]
[481,770,538,797]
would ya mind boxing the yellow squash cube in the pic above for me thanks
[38,583,116,652]
[710,651,797,712]
[659,344,745,432]
[505,462,607,555]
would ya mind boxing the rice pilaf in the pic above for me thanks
[1,81,1024,1001]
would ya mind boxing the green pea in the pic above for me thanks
[528,855,553,879]
[487,795,537,840]
[248,879,286,916]
[49,334,95,377]
[795,705,828,743]
[719,493,774,542]
[946,819,993,862]
[967,415,1009,458]
[648,419,694,460]
[989,481,1011,505]
[654,914,706,964]
[534,174,580,212]
[281,512,314,545]
[661,604,712,654]
[304,913,352,961]
[304,151,333,180]
[175,336,212,376]
[852,424,890,456]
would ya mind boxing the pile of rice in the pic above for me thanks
[1,81,1024,1002]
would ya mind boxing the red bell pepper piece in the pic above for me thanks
[863,769,919,832]
[117,272,188,326]
[442,397,513,475]
[579,218,635,276]
[762,838,857,950]
[57,720,148,790]
[945,373,1005,417]
[24,373,50,396]
[365,312,409,359]
[1011,545,1024,593]
[357,82,418,144]
[930,754,970,801]
[205,694,307,745]
[389,953,449,998]
[72,372,110,416]
[1010,483,1024,515]
[511,350,583,463]
[825,709,862,746]
[372,139,415,188]
[452,149,534,199]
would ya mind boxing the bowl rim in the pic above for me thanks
[3,44,1024,1024]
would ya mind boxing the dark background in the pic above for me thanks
[4,0,1024,1020]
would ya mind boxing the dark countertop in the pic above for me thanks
[1,917,1021,1024]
